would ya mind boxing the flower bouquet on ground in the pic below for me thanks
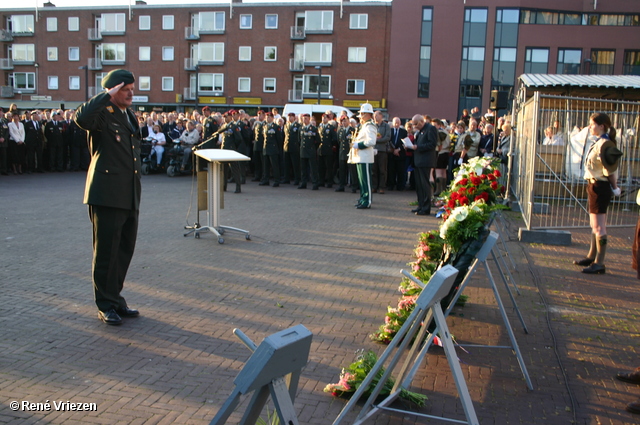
[324,349,427,407]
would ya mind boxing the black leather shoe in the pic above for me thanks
[617,368,640,384]
[415,210,429,216]
[312,185,319,190]
[234,188,241,193]
[258,182,269,186]
[335,187,345,192]
[98,309,122,325]
[351,188,357,193]
[298,184,307,189]
[411,208,419,213]
[582,263,605,274]
[573,258,594,266]
[272,183,279,187]
[356,204,371,209]
[116,307,140,318]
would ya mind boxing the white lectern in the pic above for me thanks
[192,149,251,244]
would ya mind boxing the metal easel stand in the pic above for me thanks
[333,266,481,425]
[431,231,532,390]
[209,325,312,425]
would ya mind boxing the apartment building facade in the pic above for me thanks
[388,0,640,121]
[0,0,391,113]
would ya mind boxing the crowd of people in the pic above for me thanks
[0,100,514,214]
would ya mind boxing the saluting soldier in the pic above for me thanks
[202,106,218,142]
[283,112,301,185]
[232,109,250,183]
[299,113,320,190]
[251,109,265,181]
[260,112,282,187]
[318,113,338,188]
[336,115,356,192]
[218,111,243,193]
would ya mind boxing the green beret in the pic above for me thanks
[601,139,623,174]
[101,69,135,89]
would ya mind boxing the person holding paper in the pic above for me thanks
[387,117,408,191]
[410,114,438,215]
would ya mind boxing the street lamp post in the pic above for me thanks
[78,65,89,100]
[195,65,200,112]
[315,65,322,105]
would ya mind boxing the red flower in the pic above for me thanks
[459,197,469,205]
[458,187,466,195]
[471,176,482,186]
[480,192,489,201]
[494,169,502,177]
[479,174,487,180]
[487,173,496,181]
[490,181,498,190]
[458,178,468,186]
[447,199,456,209]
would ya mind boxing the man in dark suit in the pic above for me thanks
[410,114,438,215]
[387,117,408,191]
[74,69,142,326]
[45,112,65,171]
[24,110,45,173]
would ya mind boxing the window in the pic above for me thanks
[11,72,35,90]
[349,13,368,29]
[100,13,126,33]
[524,48,549,73]
[162,77,173,91]
[623,50,640,75]
[68,17,79,31]
[11,44,35,62]
[418,7,433,98]
[48,76,58,90]
[69,76,80,90]
[305,10,333,32]
[101,43,125,62]
[138,76,151,91]
[302,74,330,95]
[263,78,276,92]
[240,14,252,29]
[199,73,224,92]
[238,46,251,61]
[9,15,35,35]
[557,48,581,74]
[459,7,488,116]
[303,43,332,64]
[265,14,278,29]
[348,47,366,63]
[162,46,174,61]
[195,42,224,63]
[139,46,151,61]
[238,77,251,92]
[264,46,277,61]
[198,12,225,33]
[590,49,615,75]
[68,47,80,61]
[139,15,151,31]
[163,15,174,30]
[47,47,58,61]
[47,17,57,32]
[463,47,485,61]
[346,79,365,95]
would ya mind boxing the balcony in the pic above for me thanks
[184,87,196,100]
[0,58,13,69]
[185,27,199,40]
[88,58,102,70]
[12,58,35,65]
[184,58,198,71]
[290,26,305,40]
[0,86,14,98]
[0,30,13,42]
[289,58,304,72]
[88,28,102,41]
[288,89,303,103]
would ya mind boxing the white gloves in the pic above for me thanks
[612,187,621,197]
[457,158,464,165]
[352,143,359,150]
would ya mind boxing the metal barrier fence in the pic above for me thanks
[509,93,640,230]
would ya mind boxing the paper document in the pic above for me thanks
[402,137,414,150]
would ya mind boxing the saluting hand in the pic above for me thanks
[106,82,125,98]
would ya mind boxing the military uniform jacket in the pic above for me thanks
[253,120,265,153]
[220,121,243,151]
[300,124,320,159]
[349,120,377,164]
[45,120,65,146]
[337,126,354,161]
[203,116,218,140]
[284,121,301,153]
[75,91,142,211]
[263,122,282,156]
[318,122,337,156]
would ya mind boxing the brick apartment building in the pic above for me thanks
[0,0,391,114]
[388,0,640,121]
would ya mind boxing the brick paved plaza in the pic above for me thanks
[1,172,638,425]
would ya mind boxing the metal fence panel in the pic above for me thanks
[511,93,640,230]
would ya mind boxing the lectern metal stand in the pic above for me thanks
[191,149,251,244]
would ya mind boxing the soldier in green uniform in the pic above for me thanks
[336,115,356,192]
[217,111,243,193]
[232,109,250,184]
[74,69,141,325]
[299,113,320,190]
[259,112,282,187]
[318,113,337,188]
[283,112,301,185]
[251,109,265,181]
[202,106,218,142]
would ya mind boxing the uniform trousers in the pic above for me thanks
[415,166,433,214]
[283,150,300,183]
[356,163,372,207]
[261,153,280,184]
[89,205,138,312]
[319,154,334,186]
[372,150,388,191]
[300,156,319,186]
